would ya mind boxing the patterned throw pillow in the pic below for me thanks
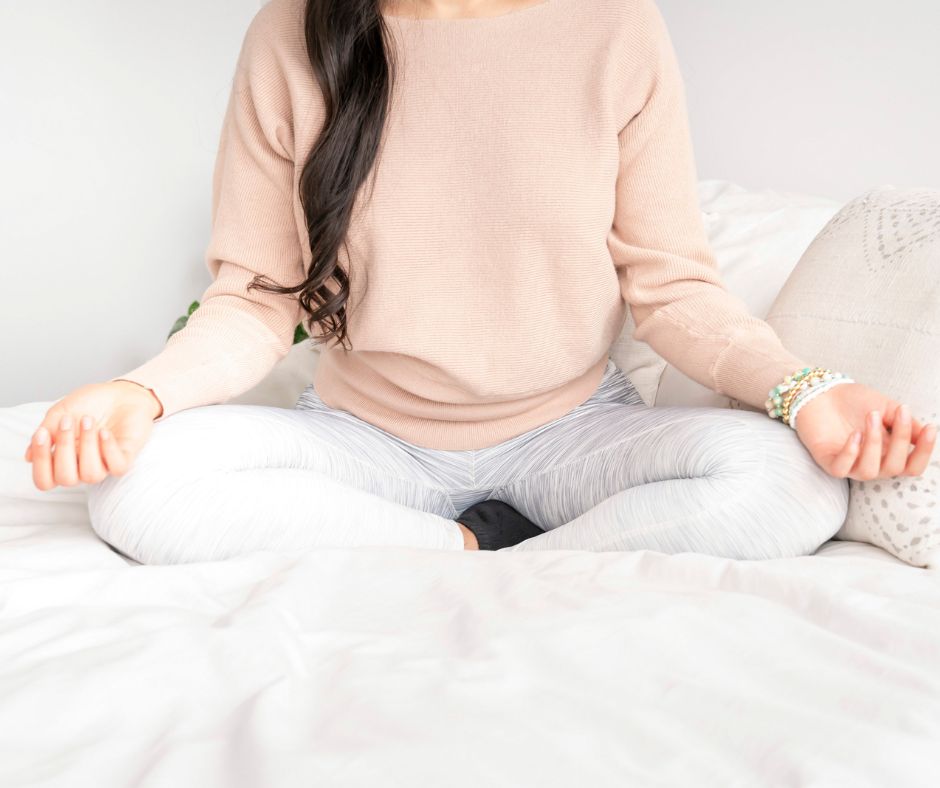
[765,187,940,567]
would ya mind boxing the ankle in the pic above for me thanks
[457,521,479,550]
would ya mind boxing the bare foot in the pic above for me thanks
[457,522,479,550]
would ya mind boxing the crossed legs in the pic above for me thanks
[479,399,850,558]
[86,378,849,564]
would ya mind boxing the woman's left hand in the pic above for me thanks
[793,381,937,481]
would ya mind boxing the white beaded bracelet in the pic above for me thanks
[766,367,853,427]
[788,377,855,430]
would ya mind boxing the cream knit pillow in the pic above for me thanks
[765,186,940,568]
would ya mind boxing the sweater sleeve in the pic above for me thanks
[609,0,810,411]
[110,7,305,421]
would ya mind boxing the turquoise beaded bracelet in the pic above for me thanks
[765,366,854,428]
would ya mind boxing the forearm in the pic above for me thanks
[109,295,299,420]
[629,289,810,411]
[611,0,808,412]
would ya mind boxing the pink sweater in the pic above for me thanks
[112,0,810,450]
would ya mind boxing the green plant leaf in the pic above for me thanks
[167,315,188,340]
[167,298,310,346]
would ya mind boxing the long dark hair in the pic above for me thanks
[247,0,396,351]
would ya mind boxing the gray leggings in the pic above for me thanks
[85,359,850,564]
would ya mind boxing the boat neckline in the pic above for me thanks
[381,0,555,24]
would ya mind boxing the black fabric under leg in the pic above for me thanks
[456,499,544,550]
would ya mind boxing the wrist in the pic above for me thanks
[764,366,854,429]
[788,378,851,431]
[111,379,164,420]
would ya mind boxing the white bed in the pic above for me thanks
[2,182,938,787]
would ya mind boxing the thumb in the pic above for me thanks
[823,429,863,478]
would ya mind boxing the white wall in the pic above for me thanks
[0,0,261,407]
[1,1,938,406]
[658,0,940,201]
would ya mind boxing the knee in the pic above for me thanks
[704,409,849,559]
[85,468,162,565]
[85,407,220,565]
[85,402,308,564]
[739,411,849,558]
[86,470,154,564]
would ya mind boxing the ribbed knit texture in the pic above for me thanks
[111,0,810,450]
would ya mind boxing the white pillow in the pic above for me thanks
[765,186,940,568]
[612,180,842,408]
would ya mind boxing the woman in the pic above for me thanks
[24,0,936,562]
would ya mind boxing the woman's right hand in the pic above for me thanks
[24,381,164,491]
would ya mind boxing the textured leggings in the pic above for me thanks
[85,359,850,564]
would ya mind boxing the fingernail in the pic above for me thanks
[869,410,880,427]
[852,430,862,445]
[60,414,72,431]
[899,404,910,423]
[81,415,93,430]
[101,429,111,440]
[35,428,48,445]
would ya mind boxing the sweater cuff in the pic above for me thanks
[107,348,246,422]
[711,338,813,413]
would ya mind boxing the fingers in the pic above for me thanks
[99,428,131,476]
[883,401,928,442]
[828,429,863,478]
[880,403,913,477]
[848,406,938,481]
[77,415,108,484]
[850,410,884,481]
[27,409,68,489]
[903,422,937,478]
[878,402,937,477]
[26,412,124,490]
[29,426,56,491]
[881,399,902,427]
[52,414,81,487]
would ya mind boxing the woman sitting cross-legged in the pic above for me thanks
[23,0,937,563]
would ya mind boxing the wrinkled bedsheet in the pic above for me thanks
[3,408,939,788]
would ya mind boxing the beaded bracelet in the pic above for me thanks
[765,366,822,421]
[781,368,851,426]
[782,371,854,428]
[789,376,854,430]
[781,368,832,424]
[765,366,854,429]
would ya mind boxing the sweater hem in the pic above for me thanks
[312,352,611,451]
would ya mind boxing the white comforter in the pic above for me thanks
[1,401,939,788]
